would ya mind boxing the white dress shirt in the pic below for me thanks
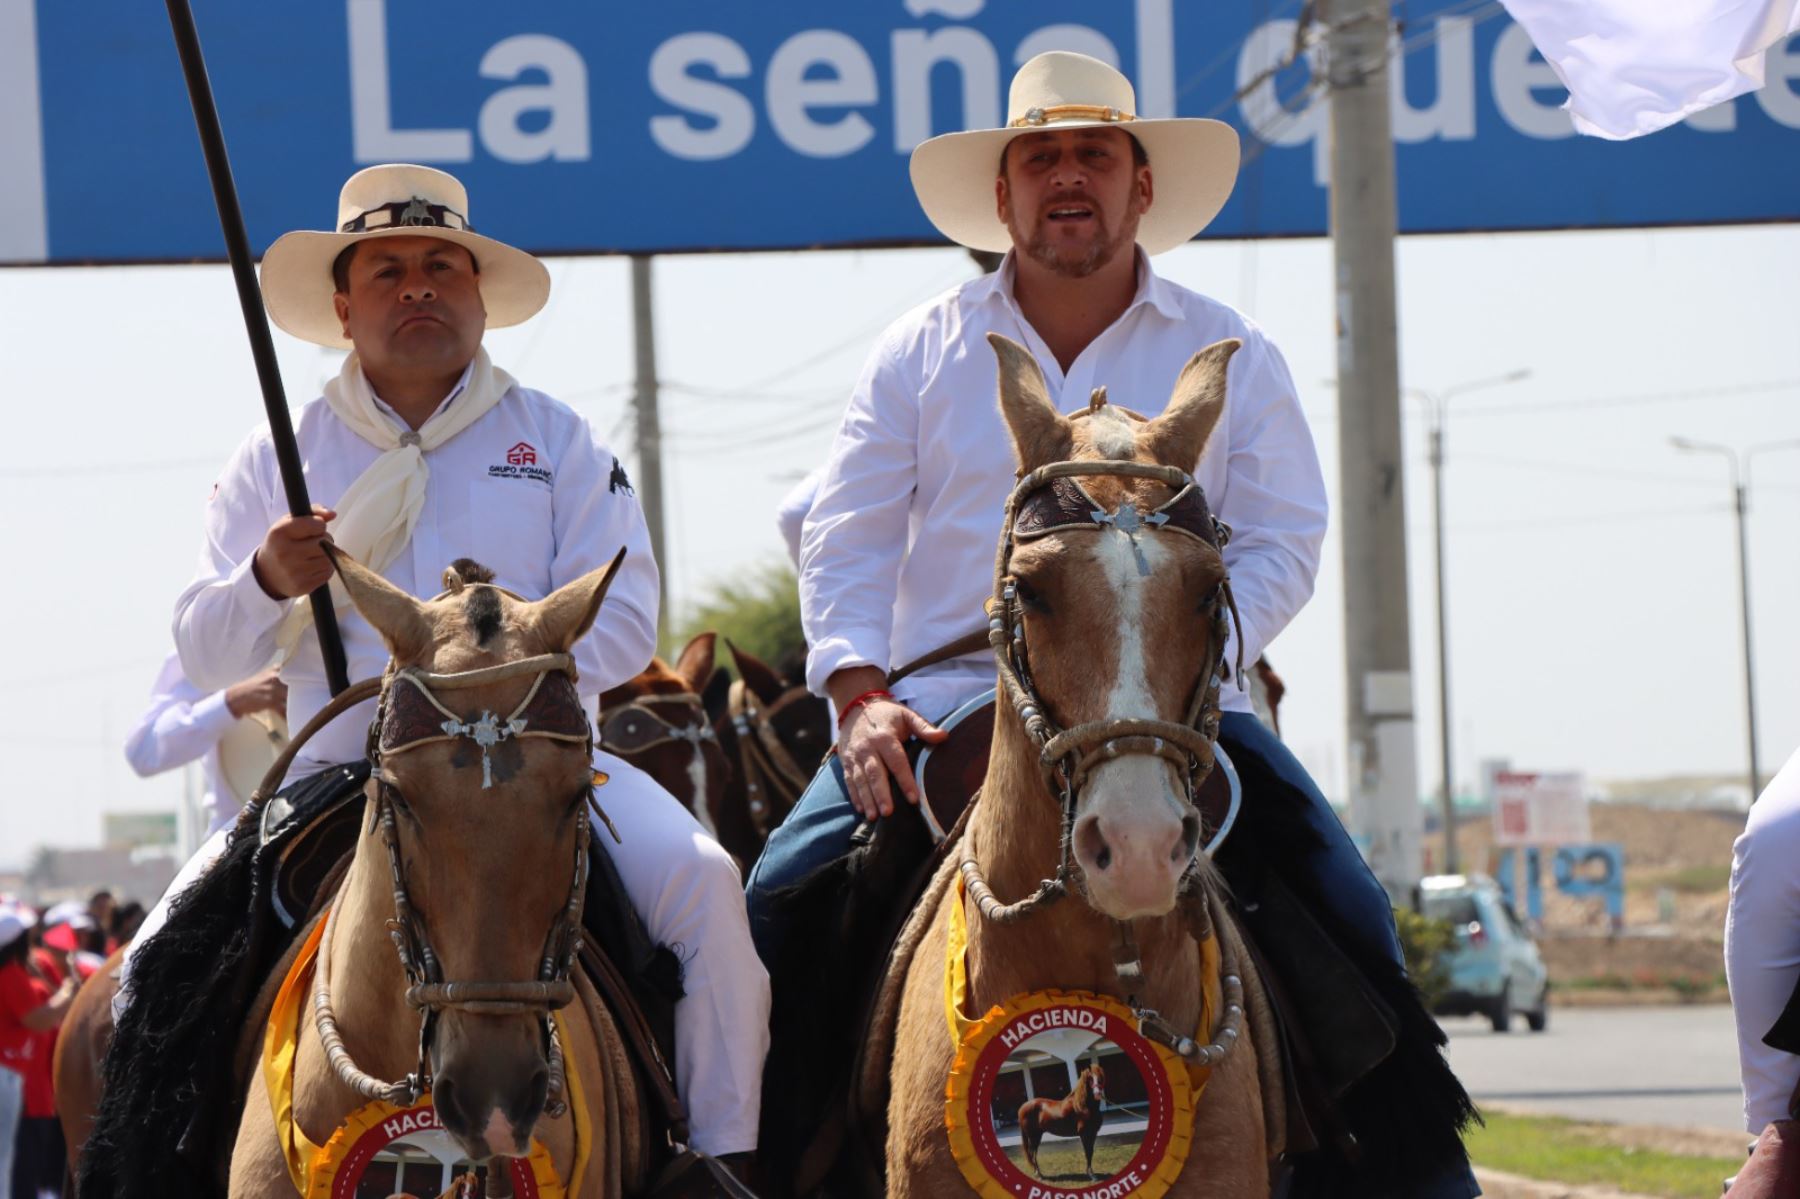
[174,365,659,780]
[1727,745,1800,1131]
[799,250,1327,723]
[123,650,240,833]
[775,468,822,570]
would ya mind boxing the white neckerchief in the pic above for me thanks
[275,347,515,660]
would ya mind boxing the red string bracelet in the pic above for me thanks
[836,688,895,728]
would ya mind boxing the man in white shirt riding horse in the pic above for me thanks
[118,164,768,1164]
[745,51,1476,1197]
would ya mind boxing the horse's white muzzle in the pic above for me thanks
[1072,757,1200,919]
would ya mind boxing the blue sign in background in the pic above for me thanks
[11,0,1800,264]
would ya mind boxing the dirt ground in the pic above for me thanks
[1451,802,1742,989]
[1456,803,1742,927]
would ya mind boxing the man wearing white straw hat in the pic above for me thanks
[114,165,767,1165]
[749,52,1477,1194]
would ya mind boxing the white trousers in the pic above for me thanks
[118,750,770,1156]
[1726,744,1800,1132]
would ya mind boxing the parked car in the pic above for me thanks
[1418,873,1550,1033]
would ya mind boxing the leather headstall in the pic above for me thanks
[313,628,604,1116]
[964,457,1243,924]
[596,692,718,758]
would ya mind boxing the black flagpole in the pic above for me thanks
[164,0,351,695]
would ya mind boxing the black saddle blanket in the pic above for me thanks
[80,762,682,1199]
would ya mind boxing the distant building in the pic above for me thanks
[22,845,179,910]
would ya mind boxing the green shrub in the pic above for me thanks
[670,559,806,675]
[1395,907,1456,1006]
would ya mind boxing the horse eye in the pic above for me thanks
[1015,578,1052,615]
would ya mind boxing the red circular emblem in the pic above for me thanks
[310,1098,561,1198]
[945,990,1194,1199]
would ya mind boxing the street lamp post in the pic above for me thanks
[1670,437,1800,804]
[1412,368,1530,876]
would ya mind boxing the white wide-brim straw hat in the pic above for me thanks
[261,164,550,349]
[910,51,1241,256]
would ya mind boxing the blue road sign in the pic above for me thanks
[3,0,1797,264]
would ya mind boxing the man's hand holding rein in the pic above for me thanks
[828,665,947,820]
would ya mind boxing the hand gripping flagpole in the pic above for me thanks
[164,0,351,696]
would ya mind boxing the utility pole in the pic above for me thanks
[1414,369,1528,877]
[1428,419,1453,875]
[1326,0,1419,898]
[631,255,668,628]
[1670,437,1800,804]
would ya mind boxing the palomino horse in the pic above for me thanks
[597,632,731,840]
[878,335,1281,1196]
[710,641,830,868]
[227,551,648,1196]
[1018,1063,1106,1181]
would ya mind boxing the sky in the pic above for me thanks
[2,221,1797,867]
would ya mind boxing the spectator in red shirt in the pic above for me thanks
[0,907,76,1199]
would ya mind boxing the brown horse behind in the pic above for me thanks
[597,632,730,843]
[52,949,122,1173]
[1018,1062,1106,1181]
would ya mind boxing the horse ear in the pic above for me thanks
[989,333,1071,473]
[673,632,717,693]
[726,639,785,706]
[1140,338,1238,469]
[326,545,433,664]
[701,666,732,722]
[529,547,627,653]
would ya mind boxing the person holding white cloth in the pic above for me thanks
[117,164,767,1162]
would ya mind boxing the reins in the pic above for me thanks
[725,679,815,837]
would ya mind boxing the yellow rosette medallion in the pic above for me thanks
[308,1097,563,1198]
[942,879,1203,1199]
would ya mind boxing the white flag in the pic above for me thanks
[1497,0,1800,139]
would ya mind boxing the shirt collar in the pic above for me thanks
[984,246,1182,322]
[369,357,476,425]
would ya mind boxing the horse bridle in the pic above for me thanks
[596,692,718,758]
[958,454,1252,1066]
[312,625,607,1116]
[961,456,1242,924]
[726,679,815,837]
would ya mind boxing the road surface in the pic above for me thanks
[1440,1004,1745,1132]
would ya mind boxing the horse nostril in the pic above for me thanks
[434,1077,460,1126]
[1175,813,1202,862]
[1074,815,1112,871]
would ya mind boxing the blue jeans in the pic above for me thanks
[745,751,862,963]
[745,712,1402,970]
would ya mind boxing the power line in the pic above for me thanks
[730,263,974,394]
[1457,378,1800,418]
[0,456,226,480]
[1439,503,1725,534]
[661,380,849,408]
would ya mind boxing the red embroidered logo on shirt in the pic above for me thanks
[506,442,538,466]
